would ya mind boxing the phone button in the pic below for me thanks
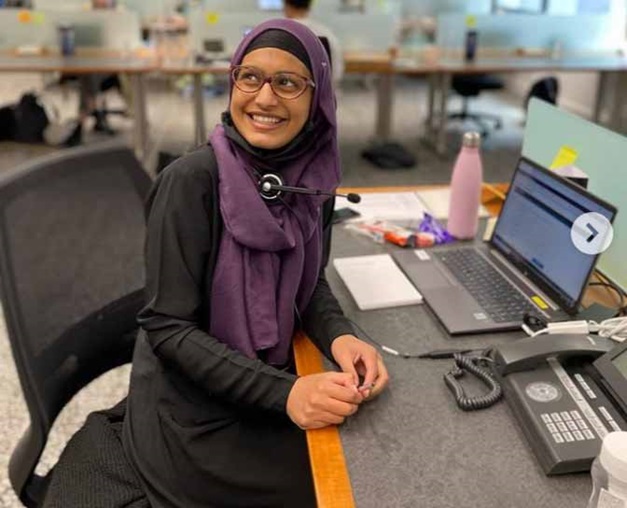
[583,429,596,440]
[550,412,563,422]
[552,433,565,443]
[546,423,558,433]
[563,431,575,442]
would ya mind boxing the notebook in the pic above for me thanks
[333,254,423,311]
[393,156,617,335]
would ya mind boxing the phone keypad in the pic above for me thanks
[542,412,596,444]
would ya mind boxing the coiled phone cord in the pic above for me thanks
[443,350,503,411]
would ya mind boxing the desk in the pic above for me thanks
[294,185,611,508]
[0,51,157,163]
[395,53,627,155]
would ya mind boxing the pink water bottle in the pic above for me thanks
[447,131,483,240]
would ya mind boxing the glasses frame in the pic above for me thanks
[230,65,316,100]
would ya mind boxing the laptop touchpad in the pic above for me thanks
[394,251,453,290]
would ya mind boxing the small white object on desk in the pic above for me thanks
[333,254,423,310]
[16,45,45,56]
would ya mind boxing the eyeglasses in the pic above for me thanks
[231,65,315,100]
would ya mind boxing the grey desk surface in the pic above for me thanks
[327,225,591,508]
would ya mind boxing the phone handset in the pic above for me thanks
[493,333,615,376]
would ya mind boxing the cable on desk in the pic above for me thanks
[347,318,479,359]
[589,271,626,317]
[443,350,503,411]
[347,318,502,410]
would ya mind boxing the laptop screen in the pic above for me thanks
[491,157,617,312]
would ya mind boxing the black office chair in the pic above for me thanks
[0,143,151,507]
[448,74,505,137]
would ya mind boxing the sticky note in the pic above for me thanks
[205,12,220,25]
[465,15,477,28]
[17,10,33,23]
[33,12,45,25]
[550,145,578,170]
[531,296,549,310]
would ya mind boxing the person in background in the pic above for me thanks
[73,0,122,141]
[284,0,345,84]
[121,18,388,508]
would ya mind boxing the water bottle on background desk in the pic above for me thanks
[58,25,75,57]
[447,131,483,240]
[587,432,627,508]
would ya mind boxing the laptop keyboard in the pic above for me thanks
[434,248,537,323]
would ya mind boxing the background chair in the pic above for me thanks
[0,143,151,507]
[448,74,505,137]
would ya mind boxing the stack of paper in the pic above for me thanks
[333,254,423,310]
[335,189,489,223]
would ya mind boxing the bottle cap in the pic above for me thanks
[462,131,481,148]
[600,432,627,481]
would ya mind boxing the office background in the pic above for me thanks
[0,0,626,506]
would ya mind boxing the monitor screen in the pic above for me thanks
[258,0,283,10]
[491,158,616,311]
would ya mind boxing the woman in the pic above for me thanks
[123,18,389,508]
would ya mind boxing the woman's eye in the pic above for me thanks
[276,75,298,89]
[240,72,260,83]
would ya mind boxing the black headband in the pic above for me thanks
[242,29,312,73]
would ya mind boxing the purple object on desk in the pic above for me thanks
[418,213,454,244]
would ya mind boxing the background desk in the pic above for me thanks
[395,53,627,155]
[295,185,599,508]
[159,52,397,147]
[0,52,156,162]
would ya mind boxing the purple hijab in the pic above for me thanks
[208,19,340,365]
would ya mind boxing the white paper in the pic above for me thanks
[415,188,490,220]
[333,254,423,310]
[335,189,489,224]
[335,192,428,226]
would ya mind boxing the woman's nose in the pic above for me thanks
[254,82,279,107]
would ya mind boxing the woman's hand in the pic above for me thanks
[330,334,389,400]
[286,372,364,430]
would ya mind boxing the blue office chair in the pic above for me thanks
[448,74,505,137]
[0,143,151,507]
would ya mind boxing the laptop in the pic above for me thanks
[393,156,617,335]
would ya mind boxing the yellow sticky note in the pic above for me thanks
[33,12,45,25]
[531,295,549,310]
[205,12,220,25]
[550,145,579,170]
[465,15,477,28]
[17,10,33,24]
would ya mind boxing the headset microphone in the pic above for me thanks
[258,173,361,204]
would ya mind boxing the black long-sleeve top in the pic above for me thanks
[123,145,353,507]
[136,144,353,410]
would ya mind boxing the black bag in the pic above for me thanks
[361,142,416,169]
[524,77,559,110]
[0,104,16,141]
[13,93,49,143]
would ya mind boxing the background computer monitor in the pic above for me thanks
[258,0,283,11]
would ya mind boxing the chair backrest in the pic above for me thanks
[0,143,151,506]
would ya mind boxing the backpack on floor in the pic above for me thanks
[13,92,49,143]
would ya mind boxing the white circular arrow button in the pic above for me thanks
[571,212,614,255]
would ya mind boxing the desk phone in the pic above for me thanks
[493,335,627,475]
